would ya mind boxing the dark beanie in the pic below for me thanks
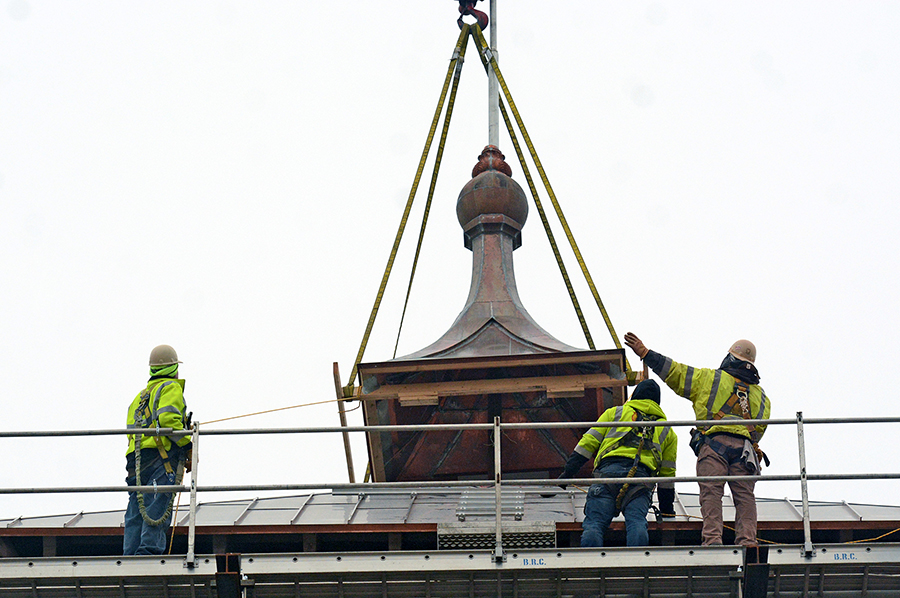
[631,379,661,404]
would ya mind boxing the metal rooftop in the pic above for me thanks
[3,489,899,552]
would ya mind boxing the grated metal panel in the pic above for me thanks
[438,521,556,550]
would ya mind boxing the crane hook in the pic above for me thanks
[456,0,489,31]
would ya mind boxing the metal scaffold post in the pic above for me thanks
[186,421,199,568]
[493,415,505,563]
[796,411,814,557]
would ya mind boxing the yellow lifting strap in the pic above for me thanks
[393,25,470,359]
[469,25,632,374]
[345,25,472,392]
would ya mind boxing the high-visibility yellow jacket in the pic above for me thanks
[647,351,771,441]
[126,377,190,455]
[574,399,677,478]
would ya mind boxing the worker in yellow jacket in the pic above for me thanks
[124,345,192,555]
[624,332,771,546]
[558,379,677,547]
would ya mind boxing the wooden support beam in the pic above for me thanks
[362,373,626,401]
[358,350,623,376]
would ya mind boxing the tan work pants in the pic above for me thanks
[696,435,757,546]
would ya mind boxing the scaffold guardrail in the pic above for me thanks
[3,412,899,565]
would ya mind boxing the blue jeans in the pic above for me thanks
[123,459,176,555]
[581,460,653,547]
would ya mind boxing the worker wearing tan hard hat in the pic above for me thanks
[623,332,772,547]
[148,344,181,368]
[729,339,756,364]
[123,345,193,556]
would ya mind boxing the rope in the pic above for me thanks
[393,26,471,358]
[168,488,182,554]
[469,25,631,372]
[495,96,595,350]
[846,527,900,543]
[346,25,471,392]
[133,436,184,527]
[199,396,356,426]
[614,433,650,512]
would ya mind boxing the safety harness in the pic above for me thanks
[129,381,186,527]
[595,410,663,514]
[691,380,770,467]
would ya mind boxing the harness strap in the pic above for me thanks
[614,433,647,512]
[733,382,770,467]
[132,381,179,474]
[706,381,756,438]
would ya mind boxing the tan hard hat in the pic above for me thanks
[149,344,182,367]
[728,339,756,364]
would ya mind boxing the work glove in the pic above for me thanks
[184,447,193,473]
[623,332,649,359]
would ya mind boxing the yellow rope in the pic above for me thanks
[393,27,471,358]
[167,487,181,554]
[492,85,595,349]
[345,25,471,392]
[199,396,355,426]
[470,25,630,372]
[846,527,900,543]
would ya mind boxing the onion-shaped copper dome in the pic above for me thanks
[399,145,581,359]
[456,146,528,229]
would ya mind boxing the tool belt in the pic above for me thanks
[689,431,744,462]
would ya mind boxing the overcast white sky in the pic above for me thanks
[2,1,899,521]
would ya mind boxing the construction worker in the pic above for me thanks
[624,332,771,546]
[124,345,192,555]
[558,379,677,547]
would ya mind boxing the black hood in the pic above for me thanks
[720,353,760,384]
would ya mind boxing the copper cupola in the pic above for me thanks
[358,147,628,483]
[403,146,580,359]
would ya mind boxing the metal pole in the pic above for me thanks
[493,416,504,562]
[488,0,499,147]
[796,411,813,557]
[186,421,199,568]
[333,363,356,483]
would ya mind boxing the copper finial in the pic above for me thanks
[471,145,512,178]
